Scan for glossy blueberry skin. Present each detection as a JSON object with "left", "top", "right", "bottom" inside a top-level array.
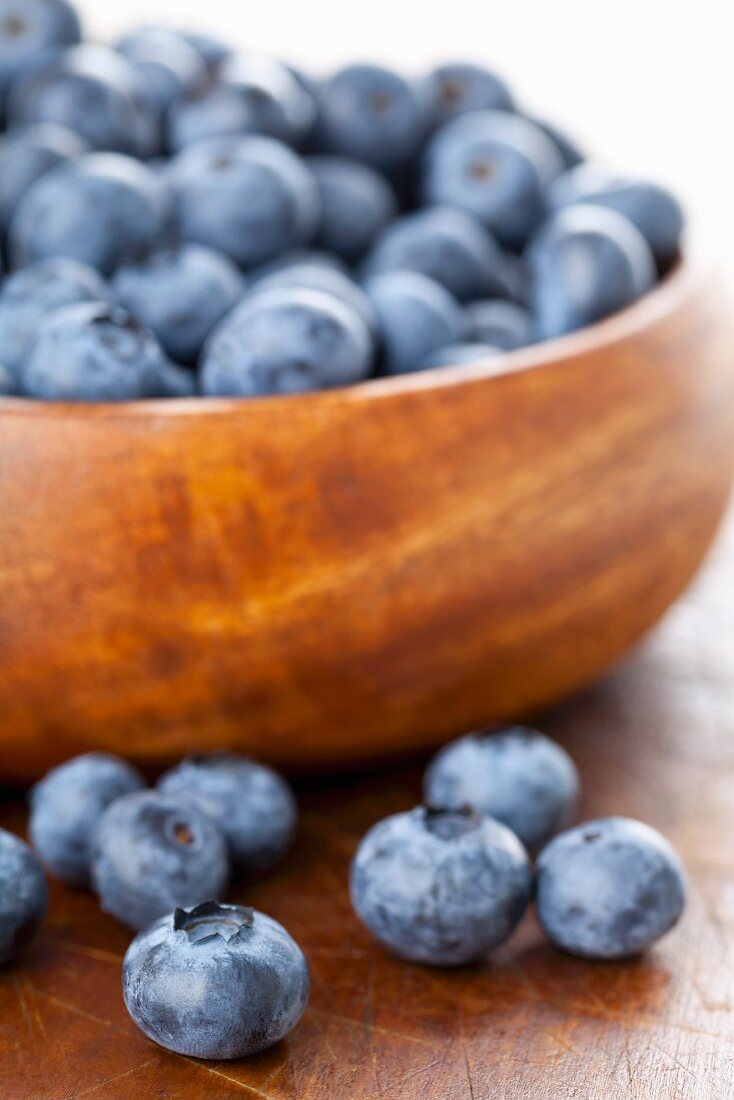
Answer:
[
  {"left": 528, "top": 115, "right": 584, "bottom": 171},
  {"left": 363, "top": 206, "right": 520, "bottom": 303},
  {"left": 422, "top": 63, "right": 515, "bottom": 127},
  {"left": 422, "top": 110, "right": 564, "bottom": 250},
  {"left": 29, "top": 753, "right": 146, "bottom": 887},
  {"left": 546, "top": 164, "right": 684, "bottom": 269},
  {"left": 168, "top": 53, "right": 316, "bottom": 153},
  {"left": 0, "top": 363, "right": 17, "bottom": 394},
  {"left": 20, "top": 302, "right": 195, "bottom": 401},
  {"left": 201, "top": 286, "right": 373, "bottom": 397},
  {"left": 251, "top": 261, "right": 375, "bottom": 333},
  {"left": 314, "top": 64, "right": 430, "bottom": 177},
  {"left": 350, "top": 807, "right": 531, "bottom": 966},
  {"left": 113, "top": 245, "right": 245, "bottom": 365},
  {"left": 465, "top": 298, "right": 534, "bottom": 350},
  {"left": 536, "top": 817, "right": 686, "bottom": 959},
  {"left": 123, "top": 901, "right": 309, "bottom": 1058},
  {"left": 9, "top": 44, "right": 156, "bottom": 157},
  {"left": 10, "top": 152, "right": 169, "bottom": 275},
  {"left": 0, "top": 0, "right": 81, "bottom": 93},
  {"left": 527, "top": 204, "right": 656, "bottom": 340},
  {"left": 91, "top": 792, "right": 231, "bottom": 930},
  {"left": 0, "top": 828, "right": 48, "bottom": 964},
  {"left": 169, "top": 135, "right": 319, "bottom": 269},
  {"left": 0, "top": 123, "right": 88, "bottom": 232},
  {"left": 419, "top": 342, "right": 502, "bottom": 371},
  {"left": 307, "top": 156, "right": 398, "bottom": 263},
  {"left": 0, "top": 257, "right": 107, "bottom": 376},
  {"left": 365, "top": 271, "right": 465, "bottom": 376},
  {"left": 157, "top": 754, "right": 298, "bottom": 873},
  {"left": 424, "top": 727, "right": 580, "bottom": 851},
  {"left": 115, "top": 26, "right": 206, "bottom": 115}
]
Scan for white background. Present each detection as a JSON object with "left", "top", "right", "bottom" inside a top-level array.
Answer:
[{"left": 88, "top": 0, "right": 732, "bottom": 260}]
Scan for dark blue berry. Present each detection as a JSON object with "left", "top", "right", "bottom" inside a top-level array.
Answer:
[
  {"left": 251, "top": 260, "right": 375, "bottom": 333},
  {"left": 0, "top": 122, "right": 88, "bottom": 232},
  {"left": 0, "top": 828, "right": 48, "bottom": 964},
  {"left": 422, "top": 62, "right": 514, "bottom": 127},
  {"left": 365, "top": 271, "right": 465, "bottom": 375},
  {"left": 0, "top": 0, "right": 81, "bottom": 94},
  {"left": 307, "top": 155, "right": 398, "bottom": 263}
]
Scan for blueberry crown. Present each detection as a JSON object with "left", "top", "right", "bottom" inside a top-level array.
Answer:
[{"left": 173, "top": 900, "right": 255, "bottom": 945}]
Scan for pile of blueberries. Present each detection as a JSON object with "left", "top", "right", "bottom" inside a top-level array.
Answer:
[
  {"left": 0, "top": 728, "right": 686, "bottom": 1061},
  {"left": 0, "top": 1, "right": 685, "bottom": 401}
]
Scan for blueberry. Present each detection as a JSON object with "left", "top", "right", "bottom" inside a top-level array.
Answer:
[
  {"left": 363, "top": 206, "right": 520, "bottom": 303},
  {"left": 0, "top": 257, "right": 107, "bottom": 376},
  {"left": 0, "top": 0, "right": 81, "bottom": 93},
  {"left": 91, "top": 792, "right": 230, "bottom": 930},
  {"left": 536, "top": 817, "right": 686, "bottom": 959},
  {"left": 168, "top": 53, "right": 316, "bottom": 153},
  {"left": 422, "top": 110, "right": 564, "bottom": 250},
  {"left": 115, "top": 26, "right": 206, "bottom": 115},
  {"left": 0, "top": 363, "right": 18, "bottom": 394},
  {"left": 176, "top": 29, "right": 231, "bottom": 72},
  {"left": 29, "top": 752, "right": 146, "bottom": 886},
  {"left": 0, "top": 123, "right": 88, "bottom": 232},
  {"left": 314, "top": 63, "right": 430, "bottom": 176},
  {"left": 350, "top": 806, "right": 531, "bottom": 966},
  {"left": 251, "top": 261, "right": 375, "bottom": 333},
  {"left": 306, "top": 156, "right": 398, "bottom": 263},
  {"left": 465, "top": 299, "right": 534, "bottom": 350},
  {"left": 422, "top": 62, "right": 515, "bottom": 127},
  {"left": 546, "top": 164, "right": 684, "bottom": 269},
  {"left": 123, "top": 900, "right": 309, "bottom": 1058},
  {"left": 169, "top": 134, "right": 319, "bottom": 269},
  {"left": 157, "top": 754, "right": 297, "bottom": 873},
  {"left": 527, "top": 115, "right": 585, "bottom": 171},
  {"left": 10, "top": 152, "right": 169, "bottom": 274},
  {"left": 364, "top": 271, "right": 465, "bottom": 376},
  {"left": 424, "top": 727, "right": 580, "bottom": 850},
  {"left": 113, "top": 245, "right": 245, "bottom": 365},
  {"left": 418, "top": 342, "right": 502, "bottom": 371},
  {"left": 201, "top": 286, "right": 373, "bottom": 397},
  {"left": 9, "top": 44, "right": 157, "bottom": 157},
  {"left": 20, "top": 302, "right": 195, "bottom": 401},
  {"left": 527, "top": 204, "right": 656, "bottom": 340},
  {"left": 0, "top": 828, "right": 48, "bottom": 964}
]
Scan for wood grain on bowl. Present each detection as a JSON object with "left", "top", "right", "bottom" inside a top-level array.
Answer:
[{"left": 0, "top": 260, "right": 732, "bottom": 780}]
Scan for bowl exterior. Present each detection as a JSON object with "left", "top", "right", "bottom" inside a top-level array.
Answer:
[{"left": 0, "top": 265, "right": 732, "bottom": 780}]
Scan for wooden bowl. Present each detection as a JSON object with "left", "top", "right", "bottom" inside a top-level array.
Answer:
[{"left": 1, "top": 259, "right": 732, "bottom": 782}]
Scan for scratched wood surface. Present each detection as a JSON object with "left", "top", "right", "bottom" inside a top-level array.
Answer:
[{"left": 1, "top": 510, "right": 733, "bottom": 1099}]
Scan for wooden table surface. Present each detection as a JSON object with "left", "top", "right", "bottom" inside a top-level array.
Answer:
[{"left": 1, "top": 509, "right": 733, "bottom": 1100}]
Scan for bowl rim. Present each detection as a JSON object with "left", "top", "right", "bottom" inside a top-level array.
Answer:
[{"left": 0, "top": 256, "right": 702, "bottom": 421}]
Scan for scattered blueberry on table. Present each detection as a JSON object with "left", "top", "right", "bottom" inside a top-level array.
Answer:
[
  {"left": 0, "top": 827, "right": 48, "bottom": 964},
  {"left": 0, "top": 2, "right": 683, "bottom": 402}
]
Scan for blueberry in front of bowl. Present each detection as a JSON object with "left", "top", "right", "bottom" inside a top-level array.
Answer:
[
  {"left": 0, "top": 0, "right": 81, "bottom": 93},
  {"left": 545, "top": 163, "right": 685, "bottom": 270},
  {"left": 123, "top": 900, "right": 309, "bottom": 1058},
  {"left": 168, "top": 52, "right": 316, "bottom": 153},
  {"left": 200, "top": 285, "right": 374, "bottom": 397},
  {"left": 307, "top": 155, "right": 398, "bottom": 263},
  {"left": 250, "top": 260, "right": 376, "bottom": 333},
  {"left": 350, "top": 805, "right": 531, "bottom": 966},
  {"left": 20, "top": 301, "right": 195, "bottom": 401},
  {"left": 362, "top": 205, "right": 521, "bottom": 303},
  {"left": 0, "top": 257, "right": 108, "bottom": 377},
  {"left": 112, "top": 244, "right": 246, "bottom": 366},
  {"left": 90, "top": 791, "right": 230, "bottom": 930},
  {"left": 168, "top": 134, "right": 320, "bottom": 269},
  {"left": 157, "top": 753, "right": 298, "bottom": 873},
  {"left": 465, "top": 298, "right": 534, "bottom": 350},
  {"left": 424, "top": 727, "right": 580, "bottom": 850},
  {"left": 527, "top": 203, "right": 656, "bottom": 339},
  {"left": 422, "top": 110, "right": 564, "bottom": 251},
  {"left": 29, "top": 752, "right": 146, "bottom": 887},
  {"left": 0, "top": 828, "right": 48, "bottom": 964},
  {"left": 364, "top": 270, "right": 466, "bottom": 376},
  {"left": 418, "top": 342, "right": 502, "bottom": 371},
  {"left": 313, "top": 63, "right": 431, "bottom": 177},
  {"left": 0, "top": 122, "right": 88, "bottom": 232},
  {"left": 536, "top": 817, "right": 686, "bottom": 959},
  {"left": 10, "top": 152, "right": 169, "bottom": 275},
  {"left": 421, "top": 62, "right": 515, "bottom": 127}
]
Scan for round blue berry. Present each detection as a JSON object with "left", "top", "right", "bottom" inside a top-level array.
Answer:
[
  {"left": 424, "top": 727, "right": 580, "bottom": 850},
  {"left": 0, "top": 828, "right": 48, "bottom": 964},
  {"left": 365, "top": 271, "right": 465, "bottom": 376},
  {"left": 350, "top": 806, "right": 531, "bottom": 966},
  {"left": 465, "top": 298, "right": 534, "bottom": 350},
  {"left": 29, "top": 752, "right": 146, "bottom": 887},
  {"left": 91, "top": 791, "right": 231, "bottom": 930},
  {"left": 0, "top": 122, "right": 88, "bottom": 231},
  {"left": 536, "top": 817, "right": 686, "bottom": 959},
  {"left": 115, "top": 26, "right": 206, "bottom": 115},
  {"left": 251, "top": 261, "right": 375, "bottom": 333},
  {"left": 307, "top": 155, "right": 398, "bottom": 263},
  {"left": 0, "top": 0, "right": 81, "bottom": 93},
  {"left": 421, "top": 62, "right": 514, "bottom": 126},
  {"left": 123, "top": 901, "right": 309, "bottom": 1058},
  {"left": 157, "top": 753, "right": 297, "bottom": 873}
]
